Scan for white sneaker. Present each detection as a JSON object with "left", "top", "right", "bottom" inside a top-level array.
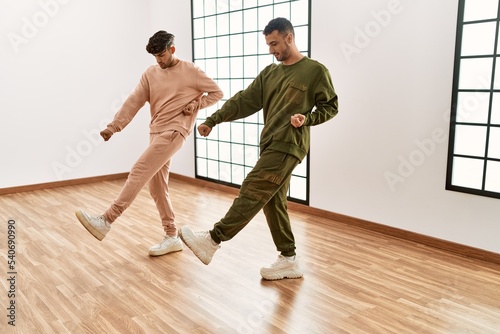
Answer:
[
  {"left": 260, "top": 255, "right": 304, "bottom": 280},
  {"left": 75, "top": 210, "right": 111, "bottom": 241},
  {"left": 180, "top": 225, "right": 220, "bottom": 265},
  {"left": 149, "top": 235, "right": 183, "bottom": 256}
]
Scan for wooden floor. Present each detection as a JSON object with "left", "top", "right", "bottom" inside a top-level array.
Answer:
[{"left": 1, "top": 177, "right": 499, "bottom": 334}]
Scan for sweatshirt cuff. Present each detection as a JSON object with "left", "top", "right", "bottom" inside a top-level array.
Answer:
[
  {"left": 203, "top": 118, "right": 216, "bottom": 128},
  {"left": 106, "top": 124, "right": 118, "bottom": 133}
]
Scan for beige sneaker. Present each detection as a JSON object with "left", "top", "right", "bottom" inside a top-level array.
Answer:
[
  {"left": 260, "top": 255, "right": 304, "bottom": 280},
  {"left": 75, "top": 210, "right": 111, "bottom": 241},
  {"left": 149, "top": 235, "right": 183, "bottom": 256},
  {"left": 180, "top": 225, "right": 220, "bottom": 265}
]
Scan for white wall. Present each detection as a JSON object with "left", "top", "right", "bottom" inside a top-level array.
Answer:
[
  {"left": 310, "top": 0, "right": 500, "bottom": 254},
  {"left": 1, "top": 0, "right": 499, "bottom": 254},
  {"left": 0, "top": 0, "right": 152, "bottom": 187}
]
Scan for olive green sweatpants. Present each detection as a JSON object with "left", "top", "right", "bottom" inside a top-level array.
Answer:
[{"left": 209, "top": 149, "right": 300, "bottom": 257}]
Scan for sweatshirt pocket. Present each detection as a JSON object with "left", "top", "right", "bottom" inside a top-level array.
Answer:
[{"left": 286, "top": 82, "right": 307, "bottom": 105}]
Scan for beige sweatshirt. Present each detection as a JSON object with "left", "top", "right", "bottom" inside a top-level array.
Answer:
[{"left": 107, "top": 60, "right": 223, "bottom": 138}]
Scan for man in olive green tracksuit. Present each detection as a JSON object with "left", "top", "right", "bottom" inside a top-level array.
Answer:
[{"left": 181, "top": 17, "right": 339, "bottom": 280}]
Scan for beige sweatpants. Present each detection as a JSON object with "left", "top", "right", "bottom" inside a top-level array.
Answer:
[{"left": 104, "top": 130, "right": 185, "bottom": 237}]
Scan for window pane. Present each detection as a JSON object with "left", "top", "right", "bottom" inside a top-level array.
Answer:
[
  {"left": 243, "top": 32, "right": 259, "bottom": 55},
  {"left": 461, "top": 22, "right": 496, "bottom": 56},
  {"left": 452, "top": 157, "right": 484, "bottom": 189},
  {"left": 194, "top": 39, "right": 205, "bottom": 59},
  {"left": 192, "top": 0, "right": 204, "bottom": 18},
  {"left": 197, "top": 157, "right": 207, "bottom": 177},
  {"left": 493, "top": 57, "right": 500, "bottom": 89},
  {"left": 294, "top": 157, "right": 307, "bottom": 177},
  {"left": 295, "top": 26, "right": 309, "bottom": 51},
  {"left": 244, "top": 55, "right": 259, "bottom": 77},
  {"left": 487, "top": 127, "right": 500, "bottom": 159},
  {"left": 459, "top": 58, "right": 492, "bottom": 90},
  {"left": 230, "top": 11, "right": 243, "bottom": 33},
  {"left": 196, "top": 138, "right": 207, "bottom": 158},
  {"left": 243, "top": 8, "right": 258, "bottom": 31},
  {"left": 454, "top": 125, "right": 487, "bottom": 157},
  {"left": 463, "top": 0, "right": 499, "bottom": 22},
  {"left": 205, "top": 37, "right": 217, "bottom": 58},
  {"left": 217, "top": 14, "right": 230, "bottom": 35},
  {"left": 218, "top": 122, "right": 231, "bottom": 142},
  {"left": 291, "top": 0, "right": 309, "bottom": 26},
  {"left": 232, "top": 164, "right": 244, "bottom": 184},
  {"left": 245, "top": 146, "right": 259, "bottom": 166},
  {"left": 492, "top": 93, "right": 500, "bottom": 125},
  {"left": 220, "top": 142, "right": 231, "bottom": 162},
  {"left": 230, "top": 57, "right": 243, "bottom": 77},
  {"left": 218, "top": 57, "right": 230, "bottom": 78},
  {"left": 218, "top": 36, "right": 230, "bottom": 57},
  {"left": 231, "top": 143, "right": 244, "bottom": 165},
  {"left": 485, "top": 161, "right": 500, "bottom": 192},
  {"left": 206, "top": 16, "right": 217, "bottom": 36},
  {"left": 207, "top": 140, "right": 219, "bottom": 159},
  {"left": 456, "top": 92, "right": 490, "bottom": 123},
  {"left": 290, "top": 175, "right": 307, "bottom": 201},
  {"left": 208, "top": 160, "right": 219, "bottom": 179},
  {"left": 274, "top": 3, "right": 291, "bottom": 19},
  {"left": 205, "top": 0, "right": 217, "bottom": 16},
  {"left": 217, "top": 1, "right": 229, "bottom": 13},
  {"left": 244, "top": 123, "right": 259, "bottom": 145},
  {"left": 220, "top": 162, "right": 231, "bottom": 182},
  {"left": 258, "top": 6, "right": 274, "bottom": 29},
  {"left": 231, "top": 122, "right": 244, "bottom": 143}
]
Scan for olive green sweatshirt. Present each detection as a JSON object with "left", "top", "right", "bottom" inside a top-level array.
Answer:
[{"left": 203, "top": 56, "right": 338, "bottom": 161}]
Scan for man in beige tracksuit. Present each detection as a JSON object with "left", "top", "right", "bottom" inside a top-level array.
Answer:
[{"left": 76, "top": 31, "right": 223, "bottom": 256}]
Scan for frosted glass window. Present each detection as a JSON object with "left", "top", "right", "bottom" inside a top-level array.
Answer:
[
  {"left": 218, "top": 57, "right": 230, "bottom": 79},
  {"left": 220, "top": 142, "right": 231, "bottom": 162},
  {"left": 244, "top": 56, "right": 259, "bottom": 77},
  {"left": 231, "top": 144, "right": 244, "bottom": 165},
  {"left": 193, "top": 0, "right": 311, "bottom": 204},
  {"left": 461, "top": 22, "right": 496, "bottom": 56},
  {"left": 454, "top": 125, "right": 487, "bottom": 157},
  {"left": 459, "top": 58, "right": 492, "bottom": 89},
  {"left": 485, "top": 161, "right": 500, "bottom": 192},
  {"left": 217, "top": 14, "right": 229, "bottom": 35},
  {"left": 488, "top": 127, "right": 500, "bottom": 159},
  {"left": 492, "top": 94, "right": 500, "bottom": 124},
  {"left": 243, "top": 32, "right": 259, "bottom": 55},
  {"left": 290, "top": 175, "right": 307, "bottom": 201},
  {"left": 456, "top": 92, "right": 490, "bottom": 123},
  {"left": 220, "top": 162, "right": 231, "bottom": 183},
  {"left": 447, "top": 0, "right": 500, "bottom": 200},
  {"left": 452, "top": 157, "right": 484, "bottom": 189},
  {"left": 218, "top": 36, "right": 230, "bottom": 58},
  {"left": 463, "top": 0, "right": 498, "bottom": 22},
  {"left": 205, "top": 16, "right": 217, "bottom": 36}
]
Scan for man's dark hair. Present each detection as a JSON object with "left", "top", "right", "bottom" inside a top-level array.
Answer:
[
  {"left": 262, "top": 17, "right": 295, "bottom": 37},
  {"left": 146, "top": 31, "right": 175, "bottom": 54}
]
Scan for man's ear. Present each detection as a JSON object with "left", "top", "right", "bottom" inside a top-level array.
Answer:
[{"left": 170, "top": 45, "right": 176, "bottom": 54}]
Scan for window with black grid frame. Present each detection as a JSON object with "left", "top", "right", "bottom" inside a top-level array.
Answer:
[
  {"left": 192, "top": 0, "right": 311, "bottom": 204},
  {"left": 447, "top": 0, "right": 500, "bottom": 199}
]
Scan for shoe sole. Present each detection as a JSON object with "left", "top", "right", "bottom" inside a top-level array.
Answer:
[
  {"left": 179, "top": 227, "right": 211, "bottom": 265},
  {"left": 75, "top": 210, "right": 105, "bottom": 241},
  {"left": 260, "top": 269, "right": 304, "bottom": 281},
  {"left": 149, "top": 245, "right": 183, "bottom": 257}
]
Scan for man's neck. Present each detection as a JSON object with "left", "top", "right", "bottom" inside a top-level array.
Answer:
[{"left": 282, "top": 53, "right": 304, "bottom": 66}]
